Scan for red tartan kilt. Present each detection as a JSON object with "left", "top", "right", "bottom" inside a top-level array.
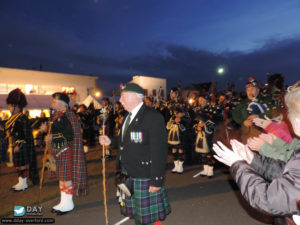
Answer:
[{"left": 56, "top": 147, "right": 73, "bottom": 181}]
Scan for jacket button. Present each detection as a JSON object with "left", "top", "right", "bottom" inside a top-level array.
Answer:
[{"left": 120, "top": 146, "right": 123, "bottom": 150}]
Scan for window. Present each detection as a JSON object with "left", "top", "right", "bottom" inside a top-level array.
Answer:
[
  {"left": 0, "top": 83, "right": 8, "bottom": 94},
  {"left": 144, "top": 89, "right": 148, "bottom": 96},
  {"left": 152, "top": 89, "right": 156, "bottom": 96}
]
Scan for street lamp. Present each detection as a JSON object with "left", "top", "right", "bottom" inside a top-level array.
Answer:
[
  {"left": 217, "top": 67, "right": 225, "bottom": 75},
  {"left": 95, "top": 91, "right": 101, "bottom": 98}
]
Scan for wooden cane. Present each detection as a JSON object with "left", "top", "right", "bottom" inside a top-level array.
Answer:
[
  {"left": 101, "top": 117, "right": 109, "bottom": 225},
  {"left": 39, "top": 122, "right": 52, "bottom": 204}
]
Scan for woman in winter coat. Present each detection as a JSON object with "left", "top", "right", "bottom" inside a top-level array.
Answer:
[{"left": 213, "top": 81, "right": 300, "bottom": 225}]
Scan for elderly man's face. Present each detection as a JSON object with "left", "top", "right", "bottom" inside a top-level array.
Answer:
[
  {"left": 246, "top": 86, "right": 260, "bottom": 100},
  {"left": 51, "top": 98, "right": 65, "bottom": 111},
  {"left": 120, "top": 92, "right": 141, "bottom": 112}
]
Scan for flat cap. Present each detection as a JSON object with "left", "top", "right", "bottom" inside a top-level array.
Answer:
[{"left": 121, "top": 83, "right": 144, "bottom": 95}]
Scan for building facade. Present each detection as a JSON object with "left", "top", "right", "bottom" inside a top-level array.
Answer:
[
  {"left": 0, "top": 67, "right": 98, "bottom": 102},
  {"left": 131, "top": 75, "right": 167, "bottom": 99},
  {"left": 0, "top": 67, "right": 98, "bottom": 119}
]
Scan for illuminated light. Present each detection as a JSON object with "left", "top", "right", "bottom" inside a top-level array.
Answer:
[
  {"left": 0, "top": 110, "right": 11, "bottom": 120},
  {"left": 62, "top": 87, "right": 75, "bottom": 94},
  {"left": 43, "top": 110, "right": 50, "bottom": 118},
  {"left": 95, "top": 91, "right": 101, "bottom": 97},
  {"left": 217, "top": 67, "right": 224, "bottom": 75},
  {"left": 32, "top": 130, "right": 39, "bottom": 138},
  {"left": 25, "top": 84, "right": 33, "bottom": 94},
  {"left": 29, "top": 109, "right": 42, "bottom": 119},
  {"left": 188, "top": 99, "right": 194, "bottom": 104}
]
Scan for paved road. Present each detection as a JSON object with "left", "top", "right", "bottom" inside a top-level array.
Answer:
[{"left": 37, "top": 163, "right": 273, "bottom": 225}]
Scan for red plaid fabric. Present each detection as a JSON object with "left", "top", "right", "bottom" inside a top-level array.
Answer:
[
  {"left": 65, "top": 110, "right": 88, "bottom": 196},
  {"left": 56, "top": 146, "right": 73, "bottom": 181}
]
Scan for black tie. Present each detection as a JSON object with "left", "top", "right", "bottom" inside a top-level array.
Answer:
[{"left": 123, "top": 112, "right": 132, "bottom": 136}]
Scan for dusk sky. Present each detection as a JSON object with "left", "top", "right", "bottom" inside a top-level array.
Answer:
[{"left": 1, "top": 0, "right": 300, "bottom": 94}]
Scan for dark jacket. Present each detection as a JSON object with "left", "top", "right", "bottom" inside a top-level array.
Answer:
[
  {"left": 230, "top": 140, "right": 300, "bottom": 224},
  {"left": 114, "top": 104, "right": 168, "bottom": 187}
]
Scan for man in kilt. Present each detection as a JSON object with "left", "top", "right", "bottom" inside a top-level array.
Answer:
[
  {"left": 6, "top": 88, "right": 39, "bottom": 191},
  {"left": 100, "top": 83, "right": 171, "bottom": 225},
  {"left": 42, "top": 92, "right": 88, "bottom": 215}
]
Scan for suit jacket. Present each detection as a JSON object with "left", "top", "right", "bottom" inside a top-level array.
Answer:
[{"left": 115, "top": 103, "right": 168, "bottom": 187}]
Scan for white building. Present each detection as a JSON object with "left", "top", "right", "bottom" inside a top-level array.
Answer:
[
  {"left": 0, "top": 67, "right": 98, "bottom": 102},
  {"left": 131, "top": 75, "right": 167, "bottom": 99},
  {"left": 0, "top": 67, "right": 98, "bottom": 118}
]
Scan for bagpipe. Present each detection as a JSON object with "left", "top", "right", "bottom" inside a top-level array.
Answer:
[
  {"left": 246, "top": 99, "right": 268, "bottom": 115},
  {"left": 4, "top": 112, "right": 23, "bottom": 167}
]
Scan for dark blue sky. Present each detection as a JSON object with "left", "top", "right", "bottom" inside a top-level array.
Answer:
[{"left": 1, "top": 0, "right": 300, "bottom": 94}]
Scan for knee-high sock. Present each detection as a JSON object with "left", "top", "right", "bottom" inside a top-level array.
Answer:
[
  {"left": 178, "top": 152, "right": 184, "bottom": 162},
  {"left": 172, "top": 151, "right": 178, "bottom": 161}
]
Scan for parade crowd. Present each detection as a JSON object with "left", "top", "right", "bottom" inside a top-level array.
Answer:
[{"left": 1, "top": 73, "right": 300, "bottom": 225}]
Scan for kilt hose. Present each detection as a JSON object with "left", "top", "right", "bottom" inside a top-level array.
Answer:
[
  {"left": 121, "top": 178, "right": 171, "bottom": 224},
  {"left": 196, "top": 152, "right": 216, "bottom": 166},
  {"left": 55, "top": 147, "right": 73, "bottom": 181}
]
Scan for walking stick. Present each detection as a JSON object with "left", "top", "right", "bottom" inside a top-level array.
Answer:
[
  {"left": 39, "top": 122, "right": 52, "bottom": 204},
  {"left": 101, "top": 115, "right": 109, "bottom": 225}
]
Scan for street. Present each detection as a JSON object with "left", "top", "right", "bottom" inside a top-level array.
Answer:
[
  {"left": 1, "top": 145, "right": 274, "bottom": 225},
  {"left": 39, "top": 162, "right": 272, "bottom": 225}
]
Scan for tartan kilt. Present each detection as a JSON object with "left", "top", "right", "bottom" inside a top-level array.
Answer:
[
  {"left": 120, "top": 178, "right": 171, "bottom": 224},
  {"left": 55, "top": 147, "right": 73, "bottom": 181},
  {"left": 13, "top": 145, "right": 31, "bottom": 167}
]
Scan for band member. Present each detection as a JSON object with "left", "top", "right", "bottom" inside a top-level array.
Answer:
[
  {"left": 193, "top": 114, "right": 215, "bottom": 178},
  {"left": 99, "top": 83, "right": 171, "bottom": 225},
  {"left": 232, "top": 77, "right": 273, "bottom": 143},
  {"left": 6, "top": 88, "right": 39, "bottom": 191},
  {"left": 166, "top": 107, "right": 187, "bottom": 174},
  {"left": 113, "top": 101, "right": 125, "bottom": 137},
  {"left": 77, "top": 104, "right": 94, "bottom": 153},
  {"left": 42, "top": 92, "right": 88, "bottom": 215}
]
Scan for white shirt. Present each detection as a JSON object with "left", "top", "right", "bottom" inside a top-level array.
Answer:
[{"left": 122, "top": 102, "right": 144, "bottom": 137}]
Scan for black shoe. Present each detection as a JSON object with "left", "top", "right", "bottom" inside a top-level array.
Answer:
[
  {"left": 51, "top": 208, "right": 59, "bottom": 214},
  {"left": 56, "top": 209, "right": 73, "bottom": 216}
]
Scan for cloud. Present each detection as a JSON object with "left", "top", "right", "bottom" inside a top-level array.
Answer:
[
  {"left": 1, "top": 22, "right": 300, "bottom": 95},
  {"left": 64, "top": 38, "right": 300, "bottom": 93}
]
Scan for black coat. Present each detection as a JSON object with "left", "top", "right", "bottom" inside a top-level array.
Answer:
[{"left": 114, "top": 104, "right": 168, "bottom": 187}]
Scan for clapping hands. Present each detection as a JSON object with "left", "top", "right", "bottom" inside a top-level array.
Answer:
[
  {"left": 247, "top": 133, "right": 277, "bottom": 151},
  {"left": 253, "top": 116, "right": 272, "bottom": 129},
  {"left": 213, "top": 140, "right": 254, "bottom": 167}
]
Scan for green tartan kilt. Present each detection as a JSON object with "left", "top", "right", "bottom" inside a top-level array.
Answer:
[{"left": 120, "top": 178, "right": 171, "bottom": 224}]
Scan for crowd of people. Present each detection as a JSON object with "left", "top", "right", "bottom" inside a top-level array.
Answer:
[{"left": 1, "top": 73, "right": 300, "bottom": 225}]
